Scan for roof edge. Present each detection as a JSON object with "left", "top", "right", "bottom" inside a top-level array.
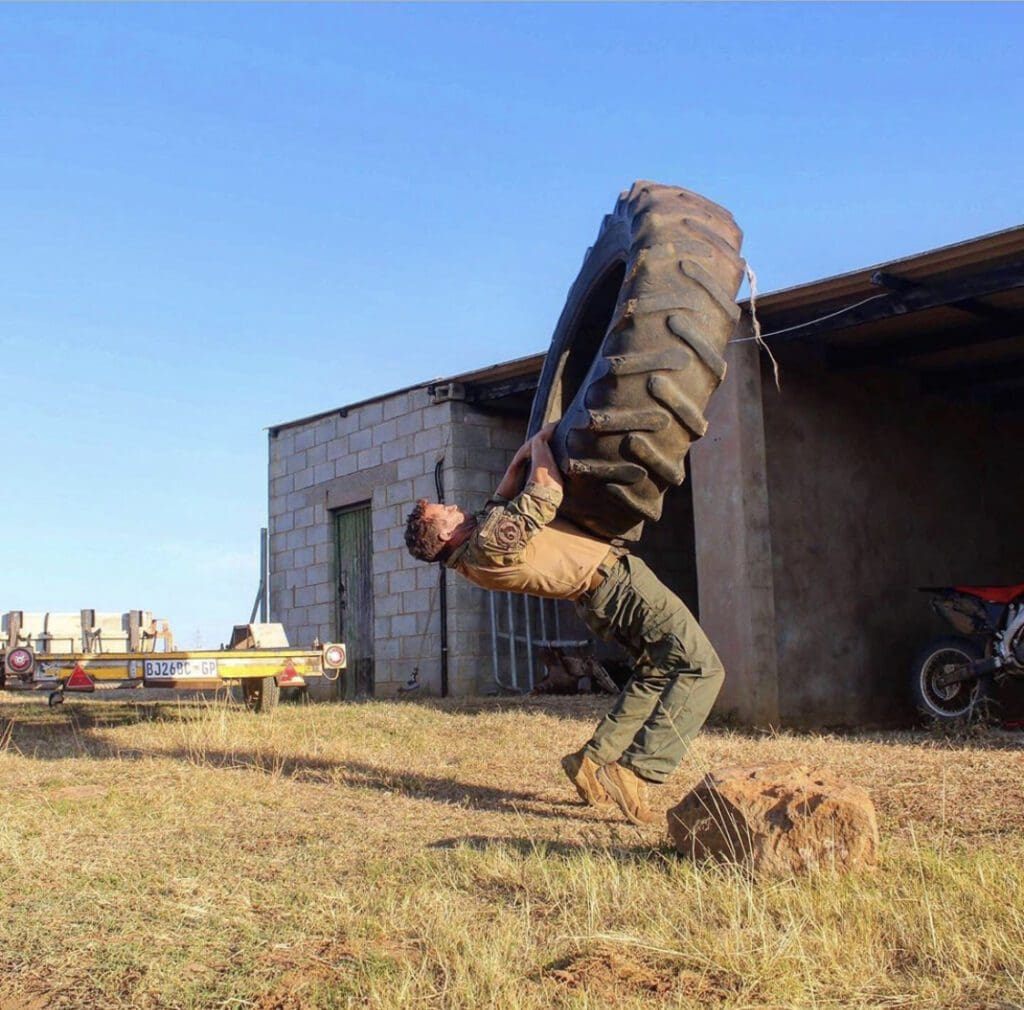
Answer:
[
  {"left": 270, "top": 223, "right": 1024, "bottom": 435},
  {"left": 740, "top": 223, "right": 1024, "bottom": 316}
]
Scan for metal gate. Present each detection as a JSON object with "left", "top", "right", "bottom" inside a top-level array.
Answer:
[
  {"left": 333, "top": 504, "right": 374, "bottom": 699},
  {"left": 488, "top": 592, "right": 590, "bottom": 692}
]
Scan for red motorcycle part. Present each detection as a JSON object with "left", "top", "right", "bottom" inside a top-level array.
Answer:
[{"left": 954, "top": 583, "right": 1024, "bottom": 605}]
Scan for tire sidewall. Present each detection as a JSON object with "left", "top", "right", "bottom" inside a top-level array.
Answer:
[{"left": 910, "top": 634, "right": 994, "bottom": 723}]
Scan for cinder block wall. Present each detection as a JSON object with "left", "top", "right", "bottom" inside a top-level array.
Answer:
[
  {"left": 269, "top": 387, "right": 704, "bottom": 701},
  {"left": 269, "top": 388, "right": 451, "bottom": 698},
  {"left": 268, "top": 389, "right": 532, "bottom": 699},
  {"left": 444, "top": 403, "right": 529, "bottom": 694},
  {"left": 268, "top": 417, "right": 336, "bottom": 656}
]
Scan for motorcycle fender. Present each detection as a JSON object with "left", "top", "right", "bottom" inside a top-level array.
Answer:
[{"left": 931, "top": 592, "right": 996, "bottom": 635}]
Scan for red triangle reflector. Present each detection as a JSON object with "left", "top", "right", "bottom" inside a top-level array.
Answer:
[{"left": 66, "top": 665, "right": 95, "bottom": 691}]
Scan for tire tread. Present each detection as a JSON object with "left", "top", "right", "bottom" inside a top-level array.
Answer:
[{"left": 529, "top": 180, "right": 745, "bottom": 539}]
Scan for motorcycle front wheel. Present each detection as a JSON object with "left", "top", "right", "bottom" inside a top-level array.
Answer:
[{"left": 910, "top": 635, "right": 995, "bottom": 723}]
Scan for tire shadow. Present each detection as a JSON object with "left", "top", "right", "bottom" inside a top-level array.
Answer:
[
  {"left": 146, "top": 747, "right": 596, "bottom": 822},
  {"left": 427, "top": 833, "right": 669, "bottom": 862},
  {"left": 0, "top": 700, "right": 595, "bottom": 821}
]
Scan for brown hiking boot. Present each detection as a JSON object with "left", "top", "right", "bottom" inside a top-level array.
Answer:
[
  {"left": 596, "top": 762, "right": 657, "bottom": 825},
  {"left": 561, "top": 749, "right": 608, "bottom": 806}
]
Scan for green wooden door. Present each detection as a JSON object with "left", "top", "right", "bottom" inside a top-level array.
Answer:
[{"left": 333, "top": 504, "right": 374, "bottom": 699}]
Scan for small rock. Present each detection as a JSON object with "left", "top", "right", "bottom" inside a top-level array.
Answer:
[{"left": 667, "top": 762, "right": 879, "bottom": 875}]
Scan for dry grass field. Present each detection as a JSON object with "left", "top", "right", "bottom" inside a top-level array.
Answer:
[{"left": 1, "top": 691, "right": 1023, "bottom": 1010}]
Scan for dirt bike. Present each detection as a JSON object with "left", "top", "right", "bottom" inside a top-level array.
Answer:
[{"left": 911, "top": 583, "right": 1024, "bottom": 722}]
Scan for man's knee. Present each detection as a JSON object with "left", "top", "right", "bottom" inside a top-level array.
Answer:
[
  {"left": 647, "top": 632, "right": 701, "bottom": 679},
  {"left": 702, "top": 656, "right": 725, "bottom": 688}
]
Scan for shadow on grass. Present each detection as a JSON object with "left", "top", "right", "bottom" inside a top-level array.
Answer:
[
  {"left": 5, "top": 692, "right": 1022, "bottom": 767},
  {"left": 427, "top": 833, "right": 669, "bottom": 862},
  {"left": 0, "top": 703, "right": 597, "bottom": 822},
  {"left": 0, "top": 698, "right": 207, "bottom": 758},
  {"left": 9, "top": 701, "right": 199, "bottom": 728},
  {"left": 150, "top": 748, "right": 596, "bottom": 822}
]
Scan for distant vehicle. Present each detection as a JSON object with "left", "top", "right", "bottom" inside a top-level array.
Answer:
[
  {"left": 1, "top": 609, "right": 345, "bottom": 712},
  {"left": 911, "top": 584, "right": 1024, "bottom": 722}
]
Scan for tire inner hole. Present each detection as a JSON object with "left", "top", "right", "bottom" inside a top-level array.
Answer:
[{"left": 558, "top": 260, "right": 627, "bottom": 416}]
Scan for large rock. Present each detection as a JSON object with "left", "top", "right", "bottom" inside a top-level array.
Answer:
[{"left": 667, "top": 762, "right": 880, "bottom": 875}]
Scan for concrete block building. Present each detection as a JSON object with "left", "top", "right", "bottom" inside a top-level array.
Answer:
[{"left": 269, "top": 226, "right": 1024, "bottom": 727}]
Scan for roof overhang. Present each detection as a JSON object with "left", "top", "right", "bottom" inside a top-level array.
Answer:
[
  {"left": 746, "top": 225, "right": 1024, "bottom": 410},
  {"left": 272, "top": 223, "right": 1024, "bottom": 434}
]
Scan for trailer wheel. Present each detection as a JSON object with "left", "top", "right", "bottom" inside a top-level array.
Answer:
[
  {"left": 242, "top": 676, "right": 280, "bottom": 713},
  {"left": 528, "top": 181, "right": 745, "bottom": 540}
]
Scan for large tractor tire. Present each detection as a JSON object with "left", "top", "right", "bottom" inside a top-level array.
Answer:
[{"left": 528, "top": 181, "right": 745, "bottom": 541}]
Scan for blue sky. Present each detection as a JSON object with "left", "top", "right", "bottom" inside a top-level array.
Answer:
[{"left": 2, "top": 3, "right": 1022, "bottom": 647}]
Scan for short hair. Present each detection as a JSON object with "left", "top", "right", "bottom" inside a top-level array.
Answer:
[{"left": 404, "top": 499, "right": 447, "bottom": 562}]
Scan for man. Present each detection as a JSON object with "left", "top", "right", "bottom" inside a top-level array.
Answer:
[{"left": 403, "top": 423, "right": 724, "bottom": 826}]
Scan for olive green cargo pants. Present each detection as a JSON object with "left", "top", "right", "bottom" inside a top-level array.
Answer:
[{"left": 575, "top": 555, "right": 724, "bottom": 784}]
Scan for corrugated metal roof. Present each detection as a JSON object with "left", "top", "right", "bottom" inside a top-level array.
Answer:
[
  {"left": 446, "top": 350, "right": 546, "bottom": 386},
  {"left": 745, "top": 224, "right": 1024, "bottom": 318},
  {"left": 271, "top": 223, "right": 1024, "bottom": 433}
]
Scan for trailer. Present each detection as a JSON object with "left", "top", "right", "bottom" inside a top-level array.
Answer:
[{"left": 0, "top": 610, "right": 346, "bottom": 712}]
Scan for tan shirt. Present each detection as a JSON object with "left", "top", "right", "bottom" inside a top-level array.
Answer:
[{"left": 446, "top": 482, "right": 616, "bottom": 600}]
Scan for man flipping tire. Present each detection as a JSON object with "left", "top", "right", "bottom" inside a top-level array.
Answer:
[{"left": 403, "top": 423, "right": 724, "bottom": 826}]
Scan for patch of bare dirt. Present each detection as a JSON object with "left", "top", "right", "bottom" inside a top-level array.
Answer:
[
  {"left": 254, "top": 939, "right": 409, "bottom": 1010},
  {"left": 0, "top": 982, "right": 53, "bottom": 1010},
  {"left": 256, "top": 941, "right": 359, "bottom": 1010},
  {"left": 545, "top": 943, "right": 737, "bottom": 1001}
]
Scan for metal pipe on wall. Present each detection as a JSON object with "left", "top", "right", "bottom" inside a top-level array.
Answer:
[
  {"left": 260, "top": 527, "right": 269, "bottom": 622},
  {"left": 434, "top": 458, "right": 449, "bottom": 698},
  {"left": 249, "top": 527, "right": 269, "bottom": 625}
]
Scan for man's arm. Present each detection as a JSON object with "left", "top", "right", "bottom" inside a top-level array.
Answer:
[
  {"left": 494, "top": 440, "right": 533, "bottom": 500},
  {"left": 494, "top": 422, "right": 560, "bottom": 500},
  {"left": 527, "top": 422, "right": 563, "bottom": 493},
  {"left": 470, "top": 423, "right": 562, "bottom": 564}
]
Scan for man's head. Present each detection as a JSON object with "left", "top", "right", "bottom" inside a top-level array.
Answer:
[{"left": 404, "top": 500, "right": 469, "bottom": 562}]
